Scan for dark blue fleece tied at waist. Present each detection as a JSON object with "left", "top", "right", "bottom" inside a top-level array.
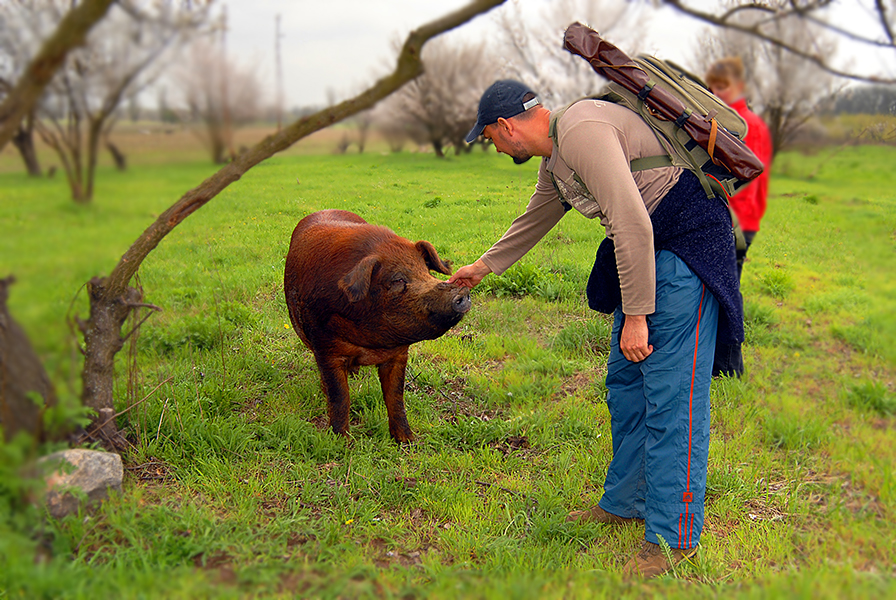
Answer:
[{"left": 585, "top": 170, "right": 745, "bottom": 345}]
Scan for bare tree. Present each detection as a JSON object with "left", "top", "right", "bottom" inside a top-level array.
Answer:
[
  {"left": 0, "top": 32, "right": 43, "bottom": 176},
  {"left": 372, "top": 99, "right": 412, "bottom": 152},
  {"left": 494, "top": 0, "right": 644, "bottom": 107},
  {"left": 377, "top": 35, "right": 498, "bottom": 157},
  {"left": 353, "top": 109, "right": 375, "bottom": 153},
  {"left": 2, "top": 1, "right": 208, "bottom": 203},
  {"left": 695, "top": 12, "right": 842, "bottom": 154},
  {"left": 0, "top": 0, "right": 116, "bottom": 177},
  {"left": 661, "top": 0, "right": 896, "bottom": 85},
  {"left": 0, "top": 0, "right": 115, "bottom": 151},
  {"left": 176, "top": 37, "right": 264, "bottom": 164},
  {"left": 0, "top": 79, "right": 42, "bottom": 176}
]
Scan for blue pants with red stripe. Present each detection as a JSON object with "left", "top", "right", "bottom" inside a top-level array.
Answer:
[{"left": 598, "top": 250, "right": 718, "bottom": 549}]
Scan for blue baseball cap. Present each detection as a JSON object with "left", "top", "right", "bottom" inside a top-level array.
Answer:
[{"left": 465, "top": 80, "right": 539, "bottom": 144}]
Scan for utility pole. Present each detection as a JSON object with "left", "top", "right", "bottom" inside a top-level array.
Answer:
[
  {"left": 220, "top": 5, "right": 235, "bottom": 161},
  {"left": 275, "top": 14, "right": 284, "bottom": 131}
]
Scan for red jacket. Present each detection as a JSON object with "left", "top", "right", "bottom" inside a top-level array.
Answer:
[{"left": 730, "top": 98, "right": 773, "bottom": 232}]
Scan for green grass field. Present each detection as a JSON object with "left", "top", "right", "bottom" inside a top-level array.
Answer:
[{"left": 1, "top": 140, "right": 895, "bottom": 599}]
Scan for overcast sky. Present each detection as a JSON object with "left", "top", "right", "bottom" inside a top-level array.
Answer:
[{"left": 222, "top": 0, "right": 894, "bottom": 110}]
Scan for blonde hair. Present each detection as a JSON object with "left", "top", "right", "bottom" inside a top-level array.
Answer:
[{"left": 705, "top": 57, "right": 745, "bottom": 89}]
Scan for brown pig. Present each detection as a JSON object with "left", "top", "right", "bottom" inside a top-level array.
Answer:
[{"left": 283, "top": 210, "right": 471, "bottom": 442}]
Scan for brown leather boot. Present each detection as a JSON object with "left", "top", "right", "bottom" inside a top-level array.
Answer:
[
  {"left": 622, "top": 540, "right": 698, "bottom": 579},
  {"left": 565, "top": 504, "right": 642, "bottom": 525}
]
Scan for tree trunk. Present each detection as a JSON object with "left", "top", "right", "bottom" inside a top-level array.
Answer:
[
  {"left": 78, "top": 0, "right": 507, "bottom": 420},
  {"left": 11, "top": 118, "right": 41, "bottom": 177},
  {"left": 78, "top": 277, "right": 142, "bottom": 413},
  {"left": 764, "top": 105, "right": 786, "bottom": 159},
  {"left": 34, "top": 116, "right": 89, "bottom": 202},
  {"left": 85, "top": 119, "right": 103, "bottom": 201},
  {"left": 208, "top": 119, "right": 228, "bottom": 164},
  {"left": 54, "top": 145, "right": 86, "bottom": 203},
  {"left": 106, "top": 140, "right": 127, "bottom": 171},
  {"left": 70, "top": 178, "right": 88, "bottom": 204},
  {"left": 0, "top": 276, "right": 59, "bottom": 442}
]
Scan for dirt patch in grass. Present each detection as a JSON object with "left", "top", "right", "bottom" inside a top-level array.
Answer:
[
  {"left": 239, "top": 396, "right": 265, "bottom": 420},
  {"left": 869, "top": 417, "right": 893, "bottom": 430},
  {"left": 408, "top": 374, "right": 501, "bottom": 423},
  {"left": 124, "top": 456, "right": 175, "bottom": 483},
  {"left": 703, "top": 516, "right": 741, "bottom": 540},
  {"left": 309, "top": 414, "right": 330, "bottom": 431},
  {"left": 259, "top": 494, "right": 293, "bottom": 519},
  {"left": 286, "top": 533, "right": 315, "bottom": 550},
  {"left": 556, "top": 367, "right": 606, "bottom": 400},
  {"left": 488, "top": 434, "right": 531, "bottom": 456},
  {"left": 192, "top": 551, "right": 237, "bottom": 586},
  {"left": 744, "top": 497, "right": 788, "bottom": 523},
  {"left": 370, "top": 537, "right": 435, "bottom": 568},
  {"left": 806, "top": 472, "right": 888, "bottom": 520}
]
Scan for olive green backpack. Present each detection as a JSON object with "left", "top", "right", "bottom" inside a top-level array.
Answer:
[{"left": 550, "top": 55, "right": 751, "bottom": 249}]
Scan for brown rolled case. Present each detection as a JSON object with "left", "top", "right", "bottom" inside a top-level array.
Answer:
[{"left": 563, "top": 22, "right": 764, "bottom": 183}]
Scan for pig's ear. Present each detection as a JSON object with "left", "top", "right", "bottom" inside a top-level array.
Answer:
[
  {"left": 339, "top": 256, "right": 379, "bottom": 302},
  {"left": 416, "top": 241, "right": 452, "bottom": 275}
]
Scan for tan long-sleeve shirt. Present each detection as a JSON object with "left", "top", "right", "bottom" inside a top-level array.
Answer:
[{"left": 479, "top": 100, "right": 683, "bottom": 315}]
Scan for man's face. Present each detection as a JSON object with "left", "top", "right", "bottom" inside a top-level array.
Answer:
[{"left": 483, "top": 120, "right": 532, "bottom": 165}]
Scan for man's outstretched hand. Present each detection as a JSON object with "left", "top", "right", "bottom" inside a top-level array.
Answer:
[{"left": 449, "top": 259, "right": 491, "bottom": 288}]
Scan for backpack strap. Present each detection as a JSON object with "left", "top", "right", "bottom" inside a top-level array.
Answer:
[
  {"left": 630, "top": 155, "right": 674, "bottom": 172},
  {"left": 551, "top": 102, "right": 746, "bottom": 252},
  {"left": 548, "top": 103, "right": 572, "bottom": 146}
]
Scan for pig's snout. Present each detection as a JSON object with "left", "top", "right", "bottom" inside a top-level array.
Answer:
[
  {"left": 436, "top": 281, "right": 472, "bottom": 315},
  {"left": 453, "top": 289, "right": 472, "bottom": 314}
]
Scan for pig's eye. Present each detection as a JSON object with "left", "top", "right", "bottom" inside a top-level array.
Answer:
[{"left": 389, "top": 276, "right": 408, "bottom": 293}]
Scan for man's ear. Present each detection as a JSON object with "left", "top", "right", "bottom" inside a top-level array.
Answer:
[
  {"left": 415, "top": 241, "right": 452, "bottom": 275},
  {"left": 339, "top": 256, "right": 379, "bottom": 302},
  {"left": 495, "top": 117, "right": 513, "bottom": 136}
]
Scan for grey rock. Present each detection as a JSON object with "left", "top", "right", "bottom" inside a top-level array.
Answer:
[{"left": 40, "top": 449, "right": 123, "bottom": 519}]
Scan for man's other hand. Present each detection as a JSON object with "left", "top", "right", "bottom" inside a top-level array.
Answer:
[{"left": 620, "top": 314, "right": 653, "bottom": 362}]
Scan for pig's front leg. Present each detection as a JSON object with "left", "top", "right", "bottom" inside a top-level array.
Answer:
[
  {"left": 378, "top": 350, "right": 413, "bottom": 443},
  {"left": 317, "top": 357, "right": 352, "bottom": 436}
]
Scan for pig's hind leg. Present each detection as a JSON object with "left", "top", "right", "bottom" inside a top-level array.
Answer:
[{"left": 378, "top": 351, "right": 414, "bottom": 443}]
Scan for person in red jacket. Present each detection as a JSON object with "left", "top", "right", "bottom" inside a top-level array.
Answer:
[{"left": 705, "top": 57, "right": 773, "bottom": 377}]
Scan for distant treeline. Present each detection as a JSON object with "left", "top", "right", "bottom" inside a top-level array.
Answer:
[{"left": 830, "top": 85, "right": 896, "bottom": 116}]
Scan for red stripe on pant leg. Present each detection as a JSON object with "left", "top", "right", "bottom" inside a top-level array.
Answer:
[
  {"left": 690, "top": 513, "right": 695, "bottom": 548},
  {"left": 688, "top": 513, "right": 693, "bottom": 548},
  {"left": 687, "top": 284, "right": 706, "bottom": 495},
  {"left": 683, "top": 285, "right": 705, "bottom": 550},
  {"left": 678, "top": 513, "right": 683, "bottom": 548}
]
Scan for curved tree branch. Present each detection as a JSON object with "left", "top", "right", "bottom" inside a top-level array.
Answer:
[
  {"left": 81, "top": 0, "right": 507, "bottom": 413},
  {"left": 0, "top": 0, "right": 116, "bottom": 150},
  {"left": 101, "top": 0, "right": 505, "bottom": 300},
  {"left": 661, "top": 0, "right": 896, "bottom": 84}
]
